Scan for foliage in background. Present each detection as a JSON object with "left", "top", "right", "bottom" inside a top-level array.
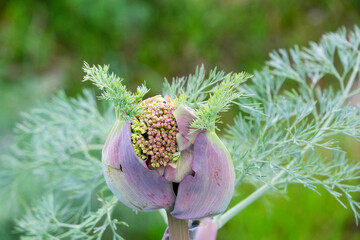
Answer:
[
  {"left": 0, "top": 90, "right": 116, "bottom": 238},
  {"left": 1, "top": 0, "right": 360, "bottom": 135},
  {"left": 214, "top": 26, "right": 360, "bottom": 228},
  {"left": 1, "top": 26, "right": 360, "bottom": 239},
  {"left": 1, "top": 0, "right": 360, "bottom": 239}
]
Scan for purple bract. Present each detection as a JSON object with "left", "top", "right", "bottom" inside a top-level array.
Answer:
[{"left": 102, "top": 96, "right": 235, "bottom": 219}]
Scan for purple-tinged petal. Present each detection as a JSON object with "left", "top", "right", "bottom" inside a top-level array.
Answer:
[
  {"left": 102, "top": 120, "right": 126, "bottom": 169},
  {"left": 163, "top": 146, "right": 194, "bottom": 183},
  {"left": 144, "top": 95, "right": 162, "bottom": 103},
  {"left": 176, "top": 133, "right": 192, "bottom": 151},
  {"left": 173, "top": 104, "right": 200, "bottom": 143},
  {"left": 161, "top": 105, "right": 199, "bottom": 182},
  {"left": 193, "top": 218, "right": 217, "bottom": 240},
  {"left": 171, "top": 131, "right": 235, "bottom": 219},
  {"left": 102, "top": 120, "right": 176, "bottom": 211}
]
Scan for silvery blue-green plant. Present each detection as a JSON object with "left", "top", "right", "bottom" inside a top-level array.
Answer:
[{"left": 1, "top": 26, "right": 360, "bottom": 239}]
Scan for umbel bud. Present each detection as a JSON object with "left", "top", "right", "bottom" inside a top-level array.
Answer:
[{"left": 102, "top": 96, "right": 235, "bottom": 220}]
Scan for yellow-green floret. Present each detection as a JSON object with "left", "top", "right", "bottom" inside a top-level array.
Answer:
[{"left": 131, "top": 100, "right": 179, "bottom": 168}]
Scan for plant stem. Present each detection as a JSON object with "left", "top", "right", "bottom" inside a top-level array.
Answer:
[
  {"left": 216, "top": 183, "right": 270, "bottom": 228},
  {"left": 166, "top": 211, "right": 189, "bottom": 240},
  {"left": 159, "top": 209, "right": 168, "bottom": 224},
  {"left": 215, "top": 160, "right": 294, "bottom": 229}
]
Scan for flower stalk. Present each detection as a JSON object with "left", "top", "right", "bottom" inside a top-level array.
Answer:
[{"left": 166, "top": 211, "right": 189, "bottom": 240}]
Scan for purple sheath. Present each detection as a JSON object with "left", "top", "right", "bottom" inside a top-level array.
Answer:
[
  {"left": 102, "top": 120, "right": 176, "bottom": 211},
  {"left": 171, "top": 131, "right": 235, "bottom": 219}
]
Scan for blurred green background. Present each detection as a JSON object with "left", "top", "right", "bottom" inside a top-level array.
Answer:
[{"left": 1, "top": 0, "right": 360, "bottom": 239}]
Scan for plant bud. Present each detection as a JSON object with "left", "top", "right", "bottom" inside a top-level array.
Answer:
[{"left": 102, "top": 96, "right": 235, "bottom": 219}]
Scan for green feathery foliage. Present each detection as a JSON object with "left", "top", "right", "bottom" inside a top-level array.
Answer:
[
  {"left": 163, "top": 65, "right": 252, "bottom": 131},
  {"left": 16, "top": 195, "right": 126, "bottom": 240},
  {"left": 162, "top": 65, "right": 228, "bottom": 107},
  {"left": 216, "top": 26, "right": 360, "bottom": 227},
  {"left": 0, "top": 90, "right": 124, "bottom": 238},
  {"left": 83, "top": 62, "right": 149, "bottom": 120},
  {"left": 190, "top": 72, "right": 252, "bottom": 132}
]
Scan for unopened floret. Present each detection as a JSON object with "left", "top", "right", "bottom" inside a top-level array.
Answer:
[{"left": 131, "top": 100, "right": 179, "bottom": 167}]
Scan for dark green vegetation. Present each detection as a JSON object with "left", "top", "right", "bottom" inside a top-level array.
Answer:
[{"left": 1, "top": 0, "right": 360, "bottom": 239}]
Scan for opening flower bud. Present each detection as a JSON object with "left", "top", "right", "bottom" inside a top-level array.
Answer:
[
  {"left": 130, "top": 98, "right": 179, "bottom": 168},
  {"left": 102, "top": 96, "right": 235, "bottom": 219}
]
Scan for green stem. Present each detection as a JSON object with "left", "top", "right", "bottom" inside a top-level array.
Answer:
[
  {"left": 344, "top": 53, "right": 360, "bottom": 96},
  {"left": 215, "top": 160, "right": 294, "bottom": 228},
  {"left": 166, "top": 211, "right": 189, "bottom": 240}
]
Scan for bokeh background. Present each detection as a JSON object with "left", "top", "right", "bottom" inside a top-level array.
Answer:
[{"left": 1, "top": 0, "right": 360, "bottom": 239}]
